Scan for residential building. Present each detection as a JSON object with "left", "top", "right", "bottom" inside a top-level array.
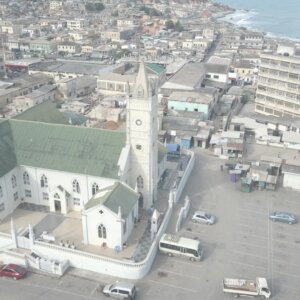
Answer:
[{"left": 255, "top": 45, "right": 300, "bottom": 118}]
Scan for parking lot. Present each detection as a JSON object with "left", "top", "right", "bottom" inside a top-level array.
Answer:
[
  {"left": 140, "top": 149, "right": 300, "bottom": 300},
  {"left": 0, "top": 149, "right": 299, "bottom": 300}
]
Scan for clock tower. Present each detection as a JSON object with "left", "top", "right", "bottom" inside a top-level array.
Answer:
[{"left": 126, "top": 62, "right": 158, "bottom": 209}]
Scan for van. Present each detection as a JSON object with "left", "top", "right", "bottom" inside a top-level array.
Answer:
[{"left": 103, "top": 281, "right": 136, "bottom": 299}]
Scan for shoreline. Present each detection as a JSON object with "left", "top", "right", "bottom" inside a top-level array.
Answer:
[{"left": 211, "top": 1, "right": 300, "bottom": 44}]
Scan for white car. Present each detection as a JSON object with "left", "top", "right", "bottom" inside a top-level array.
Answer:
[
  {"left": 192, "top": 211, "right": 215, "bottom": 225},
  {"left": 103, "top": 281, "right": 136, "bottom": 299}
]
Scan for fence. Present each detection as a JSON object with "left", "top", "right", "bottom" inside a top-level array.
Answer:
[{"left": 32, "top": 204, "right": 173, "bottom": 280}]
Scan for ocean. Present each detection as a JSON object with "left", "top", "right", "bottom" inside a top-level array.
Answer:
[{"left": 215, "top": 0, "right": 300, "bottom": 40}]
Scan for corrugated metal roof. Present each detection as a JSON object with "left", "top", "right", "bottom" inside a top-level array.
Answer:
[
  {"left": 0, "top": 120, "right": 18, "bottom": 177},
  {"left": 0, "top": 119, "right": 126, "bottom": 178},
  {"left": 14, "top": 100, "right": 69, "bottom": 125},
  {"left": 85, "top": 181, "right": 138, "bottom": 218}
]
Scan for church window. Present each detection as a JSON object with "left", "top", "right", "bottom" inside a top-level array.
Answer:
[
  {"left": 11, "top": 175, "right": 17, "bottom": 189},
  {"left": 13, "top": 192, "right": 18, "bottom": 201},
  {"left": 137, "top": 176, "right": 144, "bottom": 189},
  {"left": 73, "top": 197, "right": 81, "bottom": 206},
  {"left": 0, "top": 186, "right": 2, "bottom": 198},
  {"left": 0, "top": 202, "right": 4, "bottom": 212},
  {"left": 54, "top": 193, "right": 60, "bottom": 199},
  {"left": 92, "top": 183, "right": 99, "bottom": 196},
  {"left": 25, "top": 189, "right": 32, "bottom": 198},
  {"left": 72, "top": 180, "right": 80, "bottom": 193},
  {"left": 42, "top": 192, "right": 49, "bottom": 201},
  {"left": 98, "top": 224, "right": 107, "bottom": 239},
  {"left": 23, "top": 172, "right": 30, "bottom": 185},
  {"left": 136, "top": 144, "right": 142, "bottom": 150},
  {"left": 40, "top": 175, "right": 48, "bottom": 188},
  {"left": 137, "top": 85, "right": 144, "bottom": 97}
]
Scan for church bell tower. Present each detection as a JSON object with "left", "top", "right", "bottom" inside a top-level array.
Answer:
[{"left": 126, "top": 62, "right": 158, "bottom": 209}]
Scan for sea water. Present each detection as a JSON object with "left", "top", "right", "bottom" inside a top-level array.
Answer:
[{"left": 215, "top": 0, "right": 300, "bottom": 40}]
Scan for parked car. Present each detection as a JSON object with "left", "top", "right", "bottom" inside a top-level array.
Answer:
[
  {"left": 192, "top": 211, "right": 215, "bottom": 225},
  {"left": 103, "top": 281, "right": 137, "bottom": 299},
  {"left": 0, "top": 264, "right": 27, "bottom": 280},
  {"left": 269, "top": 212, "right": 297, "bottom": 224}
]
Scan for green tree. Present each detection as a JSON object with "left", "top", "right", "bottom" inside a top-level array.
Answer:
[{"left": 85, "top": 2, "right": 105, "bottom": 12}]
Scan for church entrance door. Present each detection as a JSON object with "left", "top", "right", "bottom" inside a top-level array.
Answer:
[
  {"left": 54, "top": 200, "right": 61, "bottom": 213},
  {"left": 138, "top": 192, "right": 143, "bottom": 209}
]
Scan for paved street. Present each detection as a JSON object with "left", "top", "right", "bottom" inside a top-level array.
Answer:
[{"left": 1, "top": 150, "right": 300, "bottom": 299}]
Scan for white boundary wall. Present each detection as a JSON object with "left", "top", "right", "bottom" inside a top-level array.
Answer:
[
  {"left": 175, "top": 196, "right": 191, "bottom": 233},
  {"left": 174, "top": 150, "right": 195, "bottom": 203}
]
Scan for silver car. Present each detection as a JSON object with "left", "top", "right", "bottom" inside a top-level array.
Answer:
[
  {"left": 103, "top": 281, "right": 136, "bottom": 299},
  {"left": 192, "top": 211, "right": 215, "bottom": 225},
  {"left": 269, "top": 211, "right": 297, "bottom": 224}
]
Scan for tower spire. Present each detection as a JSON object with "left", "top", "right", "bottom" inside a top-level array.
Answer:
[{"left": 133, "top": 61, "right": 149, "bottom": 100}]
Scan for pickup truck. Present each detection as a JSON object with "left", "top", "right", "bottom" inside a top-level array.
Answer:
[{"left": 222, "top": 277, "right": 271, "bottom": 298}]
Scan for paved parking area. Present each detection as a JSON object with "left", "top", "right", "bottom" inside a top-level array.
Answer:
[{"left": 139, "top": 149, "right": 300, "bottom": 300}]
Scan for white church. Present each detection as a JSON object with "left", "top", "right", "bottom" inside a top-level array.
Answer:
[{"left": 0, "top": 62, "right": 166, "bottom": 250}]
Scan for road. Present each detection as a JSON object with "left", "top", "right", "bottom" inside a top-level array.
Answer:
[{"left": 1, "top": 150, "right": 300, "bottom": 300}]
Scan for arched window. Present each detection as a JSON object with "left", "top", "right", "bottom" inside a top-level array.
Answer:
[
  {"left": 92, "top": 183, "right": 99, "bottom": 196},
  {"left": 137, "top": 175, "right": 144, "bottom": 189},
  {"left": 98, "top": 224, "right": 107, "bottom": 239},
  {"left": 40, "top": 175, "right": 48, "bottom": 188},
  {"left": 0, "top": 185, "right": 2, "bottom": 198},
  {"left": 11, "top": 175, "right": 17, "bottom": 189},
  {"left": 72, "top": 179, "right": 80, "bottom": 193},
  {"left": 54, "top": 193, "right": 60, "bottom": 199},
  {"left": 23, "top": 172, "right": 30, "bottom": 185}
]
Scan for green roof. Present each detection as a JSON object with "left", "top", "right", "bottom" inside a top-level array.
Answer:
[
  {"left": 146, "top": 63, "right": 165, "bottom": 75},
  {"left": 0, "top": 119, "right": 126, "bottom": 178},
  {"left": 0, "top": 120, "right": 18, "bottom": 176},
  {"left": 14, "top": 100, "right": 69, "bottom": 125},
  {"left": 85, "top": 181, "right": 139, "bottom": 218}
]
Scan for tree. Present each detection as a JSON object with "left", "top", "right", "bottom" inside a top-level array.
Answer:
[
  {"left": 85, "top": 2, "right": 105, "bottom": 12},
  {"left": 165, "top": 20, "right": 174, "bottom": 30}
]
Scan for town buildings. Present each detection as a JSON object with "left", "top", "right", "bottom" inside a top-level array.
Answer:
[{"left": 255, "top": 44, "right": 300, "bottom": 118}]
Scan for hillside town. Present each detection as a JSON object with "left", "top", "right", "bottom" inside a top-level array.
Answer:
[{"left": 0, "top": 0, "right": 299, "bottom": 299}]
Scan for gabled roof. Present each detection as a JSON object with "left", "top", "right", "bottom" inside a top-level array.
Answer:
[
  {"left": 0, "top": 119, "right": 126, "bottom": 178},
  {"left": 14, "top": 100, "right": 69, "bottom": 125},
  {"left": 84, "top": 181, "right": 138, "bottom": 218}
]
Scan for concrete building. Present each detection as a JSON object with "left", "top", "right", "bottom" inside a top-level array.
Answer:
[{"left": 255, "top": 45, "right": 300, "bottom": 118}]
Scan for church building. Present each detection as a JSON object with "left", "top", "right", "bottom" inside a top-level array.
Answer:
[{"left": 0, "top": 62, "right": 166, "bottom": 250}]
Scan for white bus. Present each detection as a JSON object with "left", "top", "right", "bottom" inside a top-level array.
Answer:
[{"left": 159, "top": 234, "right": 203, "bottom": 261}]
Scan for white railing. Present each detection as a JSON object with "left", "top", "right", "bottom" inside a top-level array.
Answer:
[{"left": 31, "top": 204, "right": 173, "bottom": 280}]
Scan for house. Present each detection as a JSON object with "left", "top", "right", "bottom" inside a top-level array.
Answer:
[
  {"left": 29, "top": 39, "right": 57, "bottom": 54},
  {"left": 57, "top": 42, "right": 81, "bottom": 54},
  {"left": 282, "top": 159, "right": 300, "bottom": 191},
  {"left": 167, "top": 89, "right": 218, "bottom": 120}
]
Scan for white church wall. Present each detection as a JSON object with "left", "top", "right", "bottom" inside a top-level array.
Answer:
[
  {"left": 122, "top": 201, "right": 138, "bottom": 244},
  {"left": 0, "top": 167, "right": 21, "bottom": 219},
  {"left": 17, "top": 166, "right": 117, "bottom": 212},
  {"left": 84, "top": 206, "right": 122, "bottom": 249}
]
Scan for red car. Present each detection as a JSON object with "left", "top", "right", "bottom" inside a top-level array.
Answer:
[{"left": 0, "top": 264, "right": 27, "bottom": 280}]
